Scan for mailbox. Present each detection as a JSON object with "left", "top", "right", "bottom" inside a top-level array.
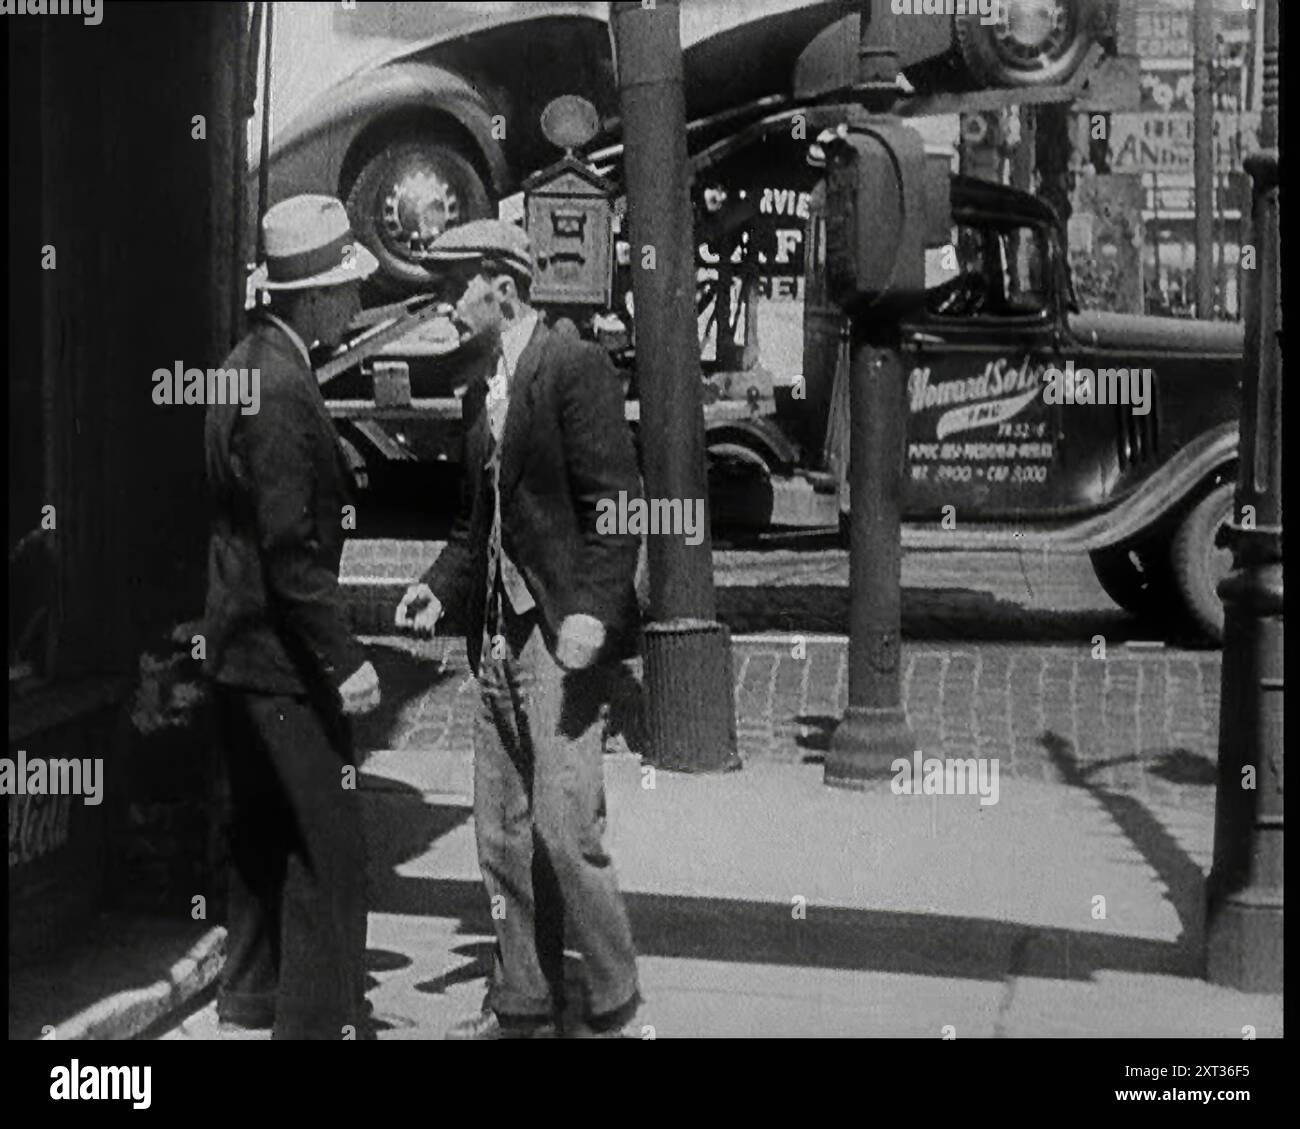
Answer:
[{"left": 523, "top": 155, "right": 615, "bottom": 308}]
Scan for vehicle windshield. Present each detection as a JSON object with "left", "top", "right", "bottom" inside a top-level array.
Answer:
[{"left": 925, "top": 219, "right": 1053, "bottom": 320}]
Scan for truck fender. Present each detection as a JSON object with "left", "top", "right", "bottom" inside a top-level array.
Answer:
[
  {"left": 704, "top": 418, "right": 800, "bottom": 477},
  {"left": 1090, "top": 421, "right": 1238, "bottom": 551},
  {"left": 262, "top": 60, "right": 512, "bottom": 206}
]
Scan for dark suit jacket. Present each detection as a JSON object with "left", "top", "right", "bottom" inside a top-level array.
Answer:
[
  {"left": 203, "top": 316, "right": 363, "bottom": 697},
  {"left": 422, "top": 318, "right": 642, "bottom": 674}
]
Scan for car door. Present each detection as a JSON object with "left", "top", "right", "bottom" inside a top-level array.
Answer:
[{"left": 899, "top": 216, "right": 1066, "bottom": 523}]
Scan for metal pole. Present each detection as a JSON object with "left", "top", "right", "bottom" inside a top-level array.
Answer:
[
  {"left": 1205, "top": 0, "right": 1282, "bottom": 993},
  {"left": 244, "top": 1, "right": 264, "bottom": 119},
  {"left": 1151, "top": 169, "right": 1163, "bottom": 313},
  {"left": 1193, "top": 0, "right": 1216, "bottom": 318},
  {"left": 236, "top": 2, "right": 264, "bottom": 333},
  {"left": 611, "top": 1, "right": 739, "bottom": 773},
  {"left": 256, "top": 1, "right": 274, "bottom": 264},
  {"left": 1011, "top": 105, "right": 1036, "bottom": 195},
  {"left": 826, "top": 0, "right": 917, "bottom": 786}
]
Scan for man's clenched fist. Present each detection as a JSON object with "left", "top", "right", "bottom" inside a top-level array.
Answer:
[
  {"left": 555, "top": 613, "right": 605, "bottom": 671},
  {"left": 395, "top": 583, "right": 443, "bottom": 638}
]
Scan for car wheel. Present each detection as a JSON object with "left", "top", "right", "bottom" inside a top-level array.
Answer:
[
  {"left": 955, "top": 0, "right": 1098, "bottom": 89},
  {"left": 1170, "top": 482, "right": 1235, "bottom": 646},
  {"left": 1089, "top": 542, "right": 1180, "bottom": 622},
  {"left": 707, "top": 443, "right": 774, "bottom": 533},
  {"left": 345, "top": 139, "right": 491, "bottom": 297}
]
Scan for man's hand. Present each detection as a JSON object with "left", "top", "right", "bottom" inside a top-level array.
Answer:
[
  {"left": 395, "top": 583, "right": 443, "bottom": 638},
  {"left": 339, "top": 660, "right": 381, "bottom": 715},
  {"left": 555, "top": 614, "right": 605, "bottom": 671}
]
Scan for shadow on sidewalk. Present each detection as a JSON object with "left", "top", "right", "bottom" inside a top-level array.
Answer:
[
  {"left": 368, "top": 870, "right": 1199, "bottom": 986},
  {"left": 1042, "top": 732, "right": 1208, "bottom": 977},
  {"left": 351, "top": 715, "right": 1211, "bottom": 1001},
  {"left": 359, "top": 766, "right": 1206, "bottom": 988},
  {"left": 719, "top": 584, "right": 1140, "bottom": 643}
]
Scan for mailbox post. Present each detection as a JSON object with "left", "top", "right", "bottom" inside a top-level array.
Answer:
[{"left": 824, "top": 0, "right": 950, "bottom": 787}]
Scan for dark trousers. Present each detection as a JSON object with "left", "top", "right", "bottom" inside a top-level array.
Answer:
[
  {"left": 213, "top": 686, "right": 368, "bottom": 1040},
  {"left": 475, "top": 605, "right": 639, "bottom": 1021}
]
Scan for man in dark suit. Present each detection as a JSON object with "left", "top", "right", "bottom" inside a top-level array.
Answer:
[
  {"left": 204, "top": 195, "right": 381, "bottom": 1040},
  {"left": 396, "top": 220, "right": 642, "bottom": 1039}
]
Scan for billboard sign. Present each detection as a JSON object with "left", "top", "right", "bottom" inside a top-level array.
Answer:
[{"left": 1109, "top": 111, "right": 1260, "bottom": 175}]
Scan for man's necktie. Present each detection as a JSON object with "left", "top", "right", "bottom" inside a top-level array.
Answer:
[
  {"left": 482, "top": 353, "right": 507, "bottom": 659},
  {"left": 481, "top": 347, "right": 534, "bottom": 661}
]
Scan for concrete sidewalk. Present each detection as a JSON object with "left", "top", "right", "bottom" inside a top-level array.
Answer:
[
  {"left": 160, "top": 749, "right": 1281, "bottom": 1039},
  {"left": 17, "top": 531, "right": 1273, "bottom": 1040},
  {"left": 158, "top": 634, "right": 1279, "bottom": 1039},
  {"left": 354, "top": 753, "right": 1276, "bottom": 1038}
]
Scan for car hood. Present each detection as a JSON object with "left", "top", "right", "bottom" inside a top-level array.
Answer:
[{"left": 1069, "top": 311, "right": 1244, "bottom": 356}]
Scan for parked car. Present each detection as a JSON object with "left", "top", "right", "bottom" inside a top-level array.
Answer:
[
  {"left": 257, "top": 0, "right": 1118, "bottom": 296},
  {"left": 321, "top": 150, "right": 1241, "bottom": 645},
  {"left": 677, "top": 114, "right": 1242, "bottom": 645},
  {"left": 796, "top": 173, "right": 1241, "bottom": 645}
]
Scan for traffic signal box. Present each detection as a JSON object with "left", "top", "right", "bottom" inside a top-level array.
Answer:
[
  {"left": 824, "top": 118, "right": 952, "bottom": 316},
  {"left": 522, "top": 155, "right": 615, "bottom": 308}
]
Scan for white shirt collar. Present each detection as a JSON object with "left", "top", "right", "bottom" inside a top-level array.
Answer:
[
  {"left": 263, "top": 312, "right": 313, "bottom": 369},
  {"left": 498, "top": 310, "right": 539, "bottom": 378}
]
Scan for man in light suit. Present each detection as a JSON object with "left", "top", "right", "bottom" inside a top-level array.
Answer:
[
  {"left": 204, "top": 195, "right": 381, "bottom": 1039},
  {"left": 396, "top": 220, "right": 642, "bottom": 1039}
]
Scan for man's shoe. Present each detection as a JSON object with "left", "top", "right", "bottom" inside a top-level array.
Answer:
[
  {"left": 444, "top": 1009, "right": 558, "bottom": 1040},
  {"left": 565, "top": 991, "right": 642, "bottom": 1039},
  {"left": 217, "top": 1021, "right": 272, "bottom": 1041}
]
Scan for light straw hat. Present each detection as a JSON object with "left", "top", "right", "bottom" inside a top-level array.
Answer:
[{"left": 249, "top": 194, "right": 379, "bottom": 291}]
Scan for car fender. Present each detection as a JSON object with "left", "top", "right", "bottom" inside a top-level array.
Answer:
[
  {"left": 261, "top": 60, "right": 512, "bottom": 208},
  {"left": 1094, "top": 421, "right": 1238, "bottom": 548},
  {"left": 1038, "top": 422, "right": 1238, "bottom": 553},
  {"left": 705, "top": 417, "right": 801, "bottom": 477}
]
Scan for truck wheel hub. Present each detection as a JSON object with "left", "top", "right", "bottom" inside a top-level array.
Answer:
[
  {"left": 380, "top": 168, "right": 461, "bottom": 261},
  {"left": 992, "top": 0, "right": 1071, "bottom": 63}
]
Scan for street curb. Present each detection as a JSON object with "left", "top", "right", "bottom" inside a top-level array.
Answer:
[{"left": 52, "top": 926, "right": 227, "bottom": 1041}]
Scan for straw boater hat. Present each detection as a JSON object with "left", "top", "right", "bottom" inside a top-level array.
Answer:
[{"left": 250, "top": 194, "right": 379, "bottom": 291}]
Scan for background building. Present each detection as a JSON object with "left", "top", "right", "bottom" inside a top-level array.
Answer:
[
  {"left": 1089, "top": 0, "right": 1259, "bottom": 318},
  {"left": 8, "top": 1, "right": 249, "bottom": 962}
]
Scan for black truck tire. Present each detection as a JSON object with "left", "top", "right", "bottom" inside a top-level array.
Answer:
[
  {"left": 1170, "top": 482, "right": 1234, "bottom": 646},
  {"left": 1090, "top": 542, "right": 1179, "bottom": 624},
  {"left": 345, "top": 139, "right": 491, "bottom": 297},
  {"left": 955, "top": 2, "right": 1097, "bottom": 89}
]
